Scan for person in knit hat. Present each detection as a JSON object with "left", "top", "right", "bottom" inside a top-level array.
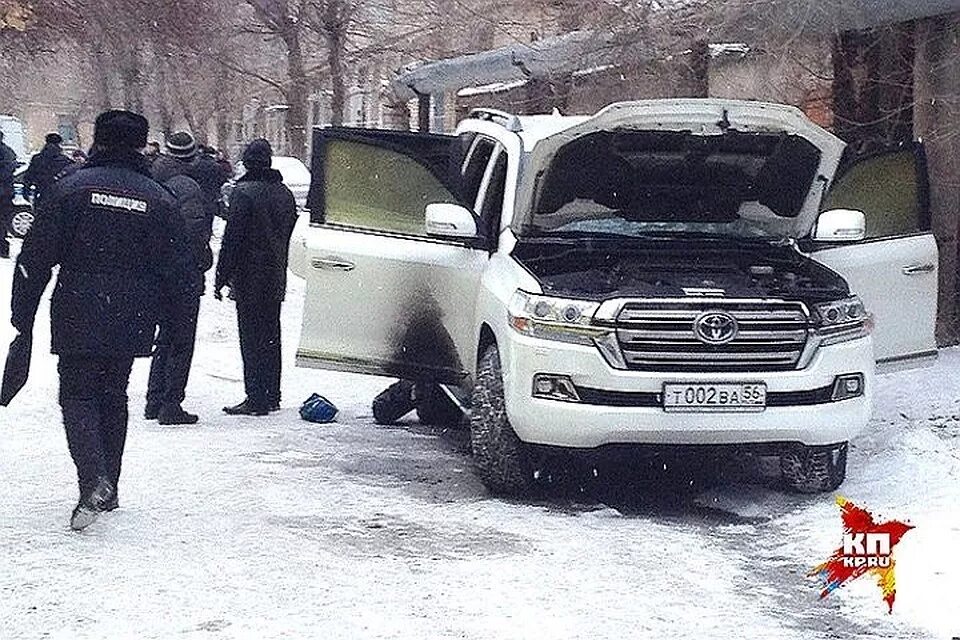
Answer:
[
  {"left": 215, "top": 139, "right": 298, "bottom": 416},
  {"left": 8, "top": 110, "right": 195, "bottom": 531}
]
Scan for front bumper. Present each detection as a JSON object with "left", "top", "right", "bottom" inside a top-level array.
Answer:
[{"left": 500, "top": 333, "right": 874, "bottom": 449}]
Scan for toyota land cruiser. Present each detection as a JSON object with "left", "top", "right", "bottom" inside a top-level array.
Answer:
[{"left": 290, "top": 100, "right": 938, "bottom": 495}]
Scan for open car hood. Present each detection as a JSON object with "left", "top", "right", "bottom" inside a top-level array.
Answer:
[{"left": 513, "top": 99, "right": 847, "bottom": 239}]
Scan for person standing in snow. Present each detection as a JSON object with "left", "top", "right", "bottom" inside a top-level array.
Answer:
[
  {"left": 22, "top": 132, "right": 74, "bottom": 201},
  {"left": 214, "top": 139, "right": 297, "bottom": 416},
  {"left": 144, "top": 171, "right": 210, "bottom": 425},
  {"left": 0, "top": 130, "right": 18, "bottom": 259},
  {"left": 9, "top": 110, "right": 194, "bottom": 531},
  {"left": 152, "top": 132, "right": 230, "bottom": 224}
]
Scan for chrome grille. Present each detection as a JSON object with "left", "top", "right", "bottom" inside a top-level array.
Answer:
[{"left": 615, "top": 300, "right": 810, "bottom": 372}]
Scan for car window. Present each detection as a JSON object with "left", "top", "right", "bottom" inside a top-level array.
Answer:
[
  {"left": 478, "top": 147, "right": 508, "bottom": 239},
  {"left": 322, "top": 138, "right": 458, "bottom": 236},
  {"left": 822, "top": 149, "right": 928, "bottom": 239},
  {"left": 460, "top": 136, "right": 496, "bottom": 210}
]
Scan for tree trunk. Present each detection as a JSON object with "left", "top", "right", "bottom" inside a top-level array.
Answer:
[
  {"left": 325, "top": 0, "right": 347, "bottom": 126},
  {"left": 215, "top": 82, "right": 230, "bottom": 151},
  {"left": 690, "top": 39, "right": 710, "bottom": 98},
  {"left": 833, "top": 25, "right": 914, "bottom": 147},
  {"left": 914, "top": 15, "right": 960, "bottom": 344},
  {"left": 156, "top": 66, "right": 174, "bottom": 138},
  {"left": 118, "top": 45, "right": 144, "bottom": 113},
  {"left": 92, "top": 48, "right": 113, "bottom": 111},
  {"left": 284, "top": 30, "right": 310, "bottom": 160}
]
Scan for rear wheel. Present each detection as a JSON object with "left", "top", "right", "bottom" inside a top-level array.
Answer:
[
  {"left": 780, "top": 443, "right": 848, "bottom": 493},
  {"left": 470, "top": 345, "right": 533, "bottom": 496},
  {"left": 415, "top": 383, "right": 462, "bottom": 426}
]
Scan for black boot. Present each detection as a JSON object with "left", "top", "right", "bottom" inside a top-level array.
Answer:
[
  {"left": 223, "top": 400, "right": 269, "bottom": 416},
  {"left": 158, "top": 404, "right": 199, "bottom": 425},
  {"left": 102, "top": 489, "right": 119, "bottom": 512},
  {"left": 70, "top": 477, "right": 114, "bottom": 531}
]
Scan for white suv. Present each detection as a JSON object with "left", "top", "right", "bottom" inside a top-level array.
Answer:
[{"left": 290, "top": 100, "right": 938, "bottom": 495}]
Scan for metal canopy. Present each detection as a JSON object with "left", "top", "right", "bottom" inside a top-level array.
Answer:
[
  {"left": 394, "top": 0, "right": 960, "bottom": 97},
  {"left": 393, "top": 30, "right": 617, "bottom": 99}
]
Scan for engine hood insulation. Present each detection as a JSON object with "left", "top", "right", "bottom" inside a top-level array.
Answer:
[{"left": 514, "top": 99, "right": 847, "bottom": 239}]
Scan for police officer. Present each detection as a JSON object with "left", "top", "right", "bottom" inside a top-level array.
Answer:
[
  {"left": 10, "top": 110, "right": 194, "bottom": 531},
  {"left": 215, "top": 139, "right": 297, "bottom": 416}
]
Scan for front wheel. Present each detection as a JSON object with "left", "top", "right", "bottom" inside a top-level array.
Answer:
[
  {"left": 470, "top": 345, "right": 533, "bottom": 496},
  {"left": 9, "top": 208, "right": 33, "bottom": 238},
  {"left": 780, "top": 443, "right": 848, "bottom": 493}
]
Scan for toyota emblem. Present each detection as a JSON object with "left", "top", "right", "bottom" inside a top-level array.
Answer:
[{"left": 694, "top": 311, "right": 739, "bottom": 345}]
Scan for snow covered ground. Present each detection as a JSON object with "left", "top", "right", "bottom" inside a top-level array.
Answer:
[{"left": 1, "top": 239, "right": 958, "bottom": 640}]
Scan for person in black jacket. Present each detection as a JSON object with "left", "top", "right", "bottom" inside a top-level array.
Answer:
[
  {"left": 22, "top": 133, "right": 74, "bottom": 201},
  {"left": 152, "top": 131, "right": 230, "bottom": 223},
  {"left": 0, "top": 130, "right": 17, "bottom": 259},
  {"left": 144, "top": 173, "right": 210, "bottom": 425},
  {"left": 215, "top": 139, "right": 297, "bottom": 416},
  {"left": 9, "top": 110, "right": 194, "bottom": 531}
]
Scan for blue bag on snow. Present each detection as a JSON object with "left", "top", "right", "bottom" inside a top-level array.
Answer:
[{"left": 300, "top": 393, "right": 338, "bottom": 423}]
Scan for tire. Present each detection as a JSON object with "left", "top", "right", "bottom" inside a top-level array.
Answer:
[
  {"left": 415, "top": 383, "right": 463, "bottom": 426},
  {"left": 372, "top": 380, "right": 416, "bottom": 425},
  {"left": 470, "top": 345, "right": 533, "bottom": 496},
  {"left": 780, "top": 442, "right": 848, "bottom": 494},
  {"left": 9, "top": 208, "right": 33, "bottom": 239}
]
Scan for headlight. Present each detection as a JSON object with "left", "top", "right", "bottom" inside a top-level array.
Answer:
[
  {"left": 814, "top": 296, "right": 873, "bottom": 345},
  {"left": 508, "top": 291, "right": 628, "bottom": 369},
  {"left": 508, "top": 291, "right": 604, "bottom": 345}
]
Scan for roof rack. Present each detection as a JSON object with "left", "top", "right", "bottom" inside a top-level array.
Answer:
[{"left": 467, "top": 108, "right": 523, "bottom": 132}]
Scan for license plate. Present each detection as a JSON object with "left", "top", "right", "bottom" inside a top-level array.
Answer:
[{"left": 662, "top": 382, "right": 767, "bottom": 413}]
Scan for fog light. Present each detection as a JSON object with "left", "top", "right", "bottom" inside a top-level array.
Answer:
[
  {"left": 532, "top": 374, "right": 581, "bottom": 402},
  {"left": 832, "top": 374, "right": 865, "bottom": 401}
]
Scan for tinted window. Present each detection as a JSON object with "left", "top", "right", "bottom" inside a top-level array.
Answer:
[
  {"left": 479, "top": 151, "right": 508, "bottom": 238},
  {"left": 823, "top": 150, "right": 927, "bottom": 239},
  {"left": 322, "top": 139, "right": 457, "bottom": 236},
  {"left": 461, "top": 138, "right": 496, "bottom": 209}
]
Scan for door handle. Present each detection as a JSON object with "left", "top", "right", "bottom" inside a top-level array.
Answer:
[
  {"left": 902, "top": 263, "right": 935, "bottom": 275},
  {"left": 312, "top": 257, "right": 355, "bottom": 272}
]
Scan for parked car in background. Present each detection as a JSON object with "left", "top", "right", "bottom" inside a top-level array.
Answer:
[
  {"left": 1, "top": 116, "right": 32, "bottom": 238},
  {"left": 220, "top": 155, "right": 311, "bottom": 218},
  {"left": 9, "top": 162, "right": 33, "bottom": 238}
]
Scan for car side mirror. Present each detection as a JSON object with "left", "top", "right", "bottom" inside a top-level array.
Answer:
[
  {"left": 425, "top": 203, "right": 477, "bottom": 239},
  {"left": 814, "top": 208, "right": 866, "bottom": 243}
]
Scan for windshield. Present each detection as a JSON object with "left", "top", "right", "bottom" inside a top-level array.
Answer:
[{"left": 524, "top": 129, "right": 822, "bottom": 240}]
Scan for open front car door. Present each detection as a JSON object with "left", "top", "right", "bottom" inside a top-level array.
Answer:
[
  {"left": 295, "top": 128, "right": 488, "bottom": 384},
  {"left": 810, "top": 142, "right": 938, "bottom": 369}
]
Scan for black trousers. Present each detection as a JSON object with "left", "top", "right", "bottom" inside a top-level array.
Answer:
[
  {"left": 146, "top": 294, "right": 201, "bottom": 409},
  {"left": 0, "top": 195, "right": 11, "bottom": 254},
  {"left": 58, "top": 355, "right": 135, "bottom": 498},
  {"left": 236, "top": 295, "right": 281, "bottom": 409}
]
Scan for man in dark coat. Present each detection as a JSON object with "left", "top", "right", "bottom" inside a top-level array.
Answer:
[
  {"left": 152, "top": 131, "right": 230, "bottom": 223},
  {"left": 144, "top": 173, "right": 210, "bottom": 425},
  {"left": 22, "top": 132, "right": 73, "bottom": 200},
  {"left": 215, "top": 139, "right": 297, "bottom": 416},
  {"left": 9, "top": 110, "right": 194, "bottom": 531},
  {"left": 0, "top": 130, "right": 18, "bottom": 259}
]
